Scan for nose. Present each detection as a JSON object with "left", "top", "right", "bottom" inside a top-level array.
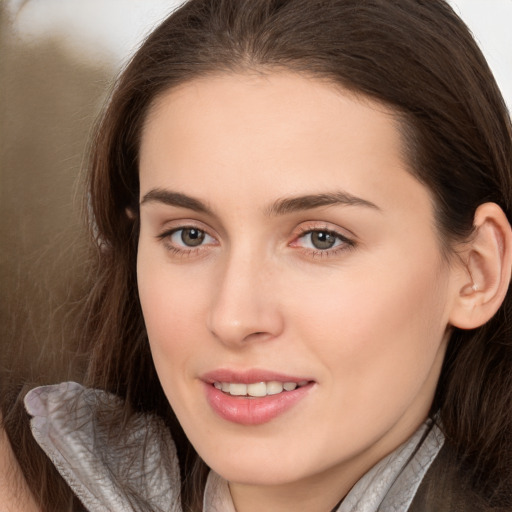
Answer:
[{"left": 207, "top": 250, "right": 284, "bottom": 348}]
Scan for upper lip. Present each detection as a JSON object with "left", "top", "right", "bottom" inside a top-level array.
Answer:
[{"left": 201, "top": 368, "right": 313, "bottom": 384}]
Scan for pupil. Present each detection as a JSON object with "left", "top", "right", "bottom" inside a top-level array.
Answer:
[
  {"left": 312, "top": 231, "right": 336, "bottom": 249},
  {"left": 181, "top": 228, "right": 205, "bottom": 247}
]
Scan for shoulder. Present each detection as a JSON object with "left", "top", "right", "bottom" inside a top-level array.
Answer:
[
  {"left": 409, "top": 443, "right": 511, "bottom": 512},
  {"left": 0, "top": 419, "right": 40, "bottom": 512}
]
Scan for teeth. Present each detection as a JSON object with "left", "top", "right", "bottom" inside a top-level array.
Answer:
[
  {"left": 213, "top": 380, "right": 308, "bottom": 397},
  {"left": 266, "top": 381, "right": 283, "bottom": 395},
  {"left": 229, "top": 383, "right": 247, "bottom": 396},
  {"left": 247, "top": 382, "right": 267, "bottom": 397}
]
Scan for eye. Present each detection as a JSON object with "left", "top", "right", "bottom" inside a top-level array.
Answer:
[
  {"left": 291, "top": 227, "right": 354, "bottom": 254},
  {"left": 156, "top": 225, "right": 217, "bottom": 256},
  {"left": 172, "top": 228, "right": 205, "bottom": 246},
  {"left": 169, "top": 227, "right": 215, "bottom": 247},
  {"left": 304, "top": 230, "right": 340, "bottom": 250}
]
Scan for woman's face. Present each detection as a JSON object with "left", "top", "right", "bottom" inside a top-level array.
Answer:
[{"left": 137, "top": 73, "right": 458, "bottom": 494}]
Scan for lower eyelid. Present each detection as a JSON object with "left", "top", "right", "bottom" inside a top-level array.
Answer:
[
  {"left": 157, "top": 226, "right": 219, "bottom": 255},
  {"left": 289, "top": 228, "right": 357, "bottom": 258}
]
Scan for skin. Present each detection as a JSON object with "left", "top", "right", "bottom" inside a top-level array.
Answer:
[
  {"left": 137, "top": 72, "right": 462, "bottom": 512},
  {"left": 0, "top": 422, "right": 40, "bottom": 512}
]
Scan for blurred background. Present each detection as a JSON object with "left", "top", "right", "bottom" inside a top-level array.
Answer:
[{"left": 1, "top": 0, "right": 511, "bottom": 384}]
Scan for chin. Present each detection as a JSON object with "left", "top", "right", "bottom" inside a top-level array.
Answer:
[{"left": 210, "top": 460, "right": 307, "bottom": 486}]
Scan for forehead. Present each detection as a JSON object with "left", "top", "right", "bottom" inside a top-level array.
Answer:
[
  {"left": 138, "top": 72, "right": 431, "bottom": 221},
  {"left": 141, "top": 72, "right": 400, "bottom": 156}
]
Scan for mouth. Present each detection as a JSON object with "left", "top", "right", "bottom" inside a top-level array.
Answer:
[
  {"left": 202, "top": 370, "right": 314, "bottom": 425},
  {"left": 213, "top": 380, "right": 310, "bottom": 397}
]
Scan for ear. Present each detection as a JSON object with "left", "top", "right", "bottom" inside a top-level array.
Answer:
[{"left": 449, "top": 202, "right": 512, "bottom": 330}]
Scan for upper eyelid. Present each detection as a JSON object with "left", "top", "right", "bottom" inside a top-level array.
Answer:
[
  {"left": 293, "top": 229, "right": 353, "bottom": 245},
  {"left": 159, "top": 226, "right": 217, "bottom": 243},
  {"left": 156, "top": 219, "right": 217, "bottom": 237},
  {"left": 293, "top": 222, "right": 356, "bottom": 240},
  {"left": 296, "top": 226, "right": 348, "bottom": 237}
]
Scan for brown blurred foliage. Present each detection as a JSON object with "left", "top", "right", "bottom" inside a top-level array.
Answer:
[{"left": 0, "top": 4, "right": 112, "bottom": 391}]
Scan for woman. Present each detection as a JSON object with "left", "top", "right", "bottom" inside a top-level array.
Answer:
[{"left": 1, "top": 0, "right": 511, "bottom": 510}]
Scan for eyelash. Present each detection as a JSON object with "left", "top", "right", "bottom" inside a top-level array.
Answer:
[
  {"left": 156, "top": 224, "right": 356, "bottom": 258},
  {"left": 291, "top": 226, "right": 356, "bottom": 258},
  {"left": 157, "top": 226, "right": 217, "bottom": 257}
]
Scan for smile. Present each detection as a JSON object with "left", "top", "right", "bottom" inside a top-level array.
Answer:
[
  {"left": 213, "top": 380, "right": 309, "bottom": 397},
  {"left": 204, "top": 374, "right": 314, "bottom": 425}
]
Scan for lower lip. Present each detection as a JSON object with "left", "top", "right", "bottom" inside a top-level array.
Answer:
[{"left": 204, "top": 383, "right": 313, "bottom": 425}]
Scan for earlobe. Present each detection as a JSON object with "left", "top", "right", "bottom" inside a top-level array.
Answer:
[{"left": 449, "top": 203, "right": 512, "bottom": 330}]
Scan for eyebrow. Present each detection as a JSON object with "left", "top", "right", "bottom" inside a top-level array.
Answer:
[
  {"left": 140, "top": 188, "right": 380, "bottom": 216},
  {"left": 266, "top": 192, "right": 380, "bottom": 216},
  {"left": 140, "top": 188, "right": 213, "bottom": 215}
]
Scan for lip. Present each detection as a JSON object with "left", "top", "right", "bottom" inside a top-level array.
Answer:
[
  {"left": 201, "top": 368, "right": 313, "bottom": 384},
  {"left": 201, "top": 368, "right": 314, "bottom": 425}
]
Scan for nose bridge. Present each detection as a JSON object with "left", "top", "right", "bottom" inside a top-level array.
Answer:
[{"left": 207, "top": 243, "right": 283, "bottom": 346}]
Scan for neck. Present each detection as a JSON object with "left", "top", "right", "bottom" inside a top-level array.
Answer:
[
  {"left": 228, "top": 455, "right": 372, "bottom": 512},
  {"left": 229, "top": 483, "right": 343, "bottom": 512},
  {"left": 226, "top": 415, "right": 431, "bottom": 512}
]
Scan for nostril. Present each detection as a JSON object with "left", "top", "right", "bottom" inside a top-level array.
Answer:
[{"left": 243, "top": 331, "right": 268, "bottom": 341}]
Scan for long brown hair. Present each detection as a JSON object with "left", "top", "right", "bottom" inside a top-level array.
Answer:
[{"left": 4, "top": 1, "right": 512, "bottom": 510}]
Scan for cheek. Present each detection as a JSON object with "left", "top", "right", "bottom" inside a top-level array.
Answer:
[
  {"left": 288, "top": 244, "right": 450, "bottom": 402},
  {"left": 137, "top": 251, "right": 213, "bottom": 424},
  {"left": 136, "top": 246, "right": 209, "bottom": 366}
]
